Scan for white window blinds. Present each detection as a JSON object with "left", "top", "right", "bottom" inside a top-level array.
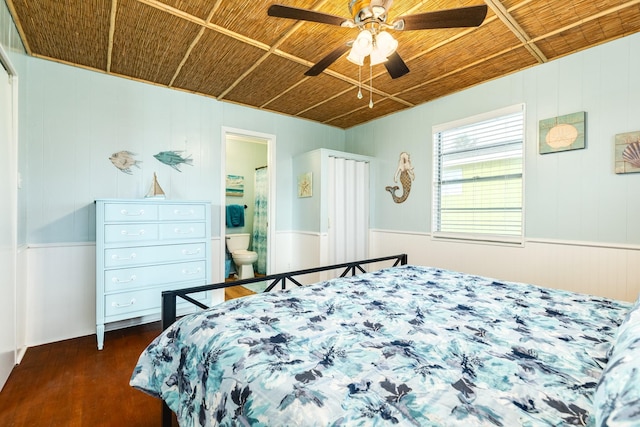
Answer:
[{"left": 432, "top": 105, "right": 524, "bottom": 244}]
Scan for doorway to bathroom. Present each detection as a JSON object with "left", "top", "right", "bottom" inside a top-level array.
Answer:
[{"left": 220, "top": 128, "right": 275, "bottom": 287}]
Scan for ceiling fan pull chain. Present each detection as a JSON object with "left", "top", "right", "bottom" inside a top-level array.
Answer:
[
  {"left": 357, "top": 66, "right": 363, "bottom": 99},
  {"left": 369, "top": 62, "right": 374, "bottom": 108}
]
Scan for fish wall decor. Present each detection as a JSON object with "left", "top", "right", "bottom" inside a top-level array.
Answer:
[
  {"left": 153, "top": 150, "right": 193, "bottom": 172},
  {"left": 109, "top": 150, "right": 142, "bottom": 174},
  {"left": 385, "top": 152, "right": 415, "bottom": 203}
]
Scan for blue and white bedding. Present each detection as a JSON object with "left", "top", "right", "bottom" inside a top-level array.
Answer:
[{"left": 130, "top": 265, "right": 636, "bottom": 426}]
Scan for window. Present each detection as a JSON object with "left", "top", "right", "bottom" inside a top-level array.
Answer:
[{"left": 432, "top": 105, "right": 524, "bottom": 244}]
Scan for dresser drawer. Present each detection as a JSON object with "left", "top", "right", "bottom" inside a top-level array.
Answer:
[
  {"left": 105, "top": 261, "right": 206, "bottom": 292},
  {"left": 159, "top": 204, "right": 206, "bottom": 221},
  {"left": 104, "top": 288, "right": 159, "bottom": 317},
  {"left": 104, "top": 243, "right": 206, "bottom": 268},
  {"left": 104, "top": 203, "right": 159, "bottom": 222},
  {"left": 105, "top": 288, "right": 208, "bottom": 318},
  {"left": 104, "top": 224, "right": 159, "bottom": 243},
  {"left": 160, "top": 222, "right": 207, "bottom": 240}
]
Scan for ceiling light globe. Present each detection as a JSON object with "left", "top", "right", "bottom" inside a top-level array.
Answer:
[
  {"left": 370, "top": 48, "right": 388, "bottom": 65},
  {"left": 346, "top": 49, "right": 366, "bottom": 66},
  {"left": 375, "top": 31, "right": 398, "bottom": 57},
  {"left": 352, "top": 30, "right": 373, "bottom": 55}
]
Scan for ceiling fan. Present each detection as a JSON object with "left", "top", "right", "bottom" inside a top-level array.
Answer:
[{"left": 268, "top": 1, "right": 488, "bottom": 80}]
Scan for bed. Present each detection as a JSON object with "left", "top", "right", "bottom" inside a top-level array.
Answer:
[{"left": 130, "top": 256, "right": 640, "bottom": 426}]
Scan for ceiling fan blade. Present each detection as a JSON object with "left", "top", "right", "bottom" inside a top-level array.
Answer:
[
  {"left": 384, "top": 52, "right": 410, "bottom": 79},
  {"left": 394, "top": 5, "right": 488, "bottom": 31},
  {"left": 305, "top": 44, "right": 351, "bottom": 76},
  {"left": 268, "top": 4, "right": 349, "bottom": 27}
]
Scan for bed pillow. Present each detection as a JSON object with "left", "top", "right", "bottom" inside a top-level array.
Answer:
[{"left": 594, "top": 295, "right": 640, "bottom": 427}]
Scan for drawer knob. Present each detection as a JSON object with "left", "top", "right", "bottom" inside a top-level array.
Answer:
[
  {"left": 112, "top": 298, "right": 136, "bottom": 308},
  {"left": 120, "top": 209, "right": 144, "bottom": 216},
  {"left": 112, "top": 275, "right": 137, "bottom": 283},
  {"left": 182, "top": 268, "right": 201, "bottom": 276},
  {"left": 174, "top": 209, "right": 195, "bottom": 216}
]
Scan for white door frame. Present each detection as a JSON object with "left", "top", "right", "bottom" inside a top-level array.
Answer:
[
  {"left": 0, "top": 44, "right": 19, "bottom": 390},
  {"left": 220, "top": 127, "right": 276, "bottom": 281}
]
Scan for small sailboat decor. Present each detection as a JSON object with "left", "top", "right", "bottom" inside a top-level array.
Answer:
[{"left": 145, "top": 172, "right": 166, "bottom": 199}]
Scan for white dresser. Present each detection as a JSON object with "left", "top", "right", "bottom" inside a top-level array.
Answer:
[{"left": 95, "top": 199, "right": 211, "bottom": 350}]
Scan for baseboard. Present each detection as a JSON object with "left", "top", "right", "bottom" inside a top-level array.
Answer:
[{"left": 16, "top": 346, "right": 27, "bottom": 364}]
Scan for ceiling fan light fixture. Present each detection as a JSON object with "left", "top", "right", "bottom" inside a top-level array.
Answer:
[
  {"left": 369, "top": 47, "right": 388, "bottom": 65},
  {"left": 352, "top": 29, "right": 373, "bottom": 55},
  {"left": 375, "top": 31, "right": 397, "bottom": 57},
  {"left": 346, "top": 49, "right": 366, "bottom": 66},
  {"left": 347, "top": 29, "right": 373, "bottom": 66}
]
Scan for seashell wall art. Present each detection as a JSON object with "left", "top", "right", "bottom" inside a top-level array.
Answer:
[
  {"left": 615, "top": 131, "right": 640, "bottom": 174},
  {"left": 539, "top": 112, "right": 586, "bottom": 154}
]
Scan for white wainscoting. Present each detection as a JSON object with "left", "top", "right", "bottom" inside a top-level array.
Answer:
[
  {"left": 16, "top": 246, "right": 28, "bottom": 363},
  {"left": 23, "top": 231, "right": 639, "bottom": 347},
  {"left": 370, "top": 229, "right": 640, "bottom": 303},
  {"left": 25, "top": 237, "right": 225, "bottom": 348},
  {"left": 26, "top": 243, "right": 97, "bottom": 347},
  {"left": 287, "top": 231, "right": 326, "bottom": 285}
]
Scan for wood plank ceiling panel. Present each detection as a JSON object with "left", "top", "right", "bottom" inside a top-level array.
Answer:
[
  {"left": 372, "top": 18, "right": 520, "bottom": 95},
  {"left": 8, "top": 0, "right": 111, "bottom": 70},
  {"left": 171, "top": 29, "right": 266, "bottom": 97},
  {"left": 264, "top": 73, "right": 355, "bottom": 116},
  {"left": 224, "top": 55, "right": 310, "bottom": 106},
  {"left": 400, "top": 46, "right": 536, "bottom": 105},
  {"left": 154, "top": 0, "right": 215, "bottom": 20},
  {"left": 532, "top": 5, "right": 640, "bottom": 59},
  {"left": 111, "top": 0, "right": 201, "bottom": 85},
  {"left": 298, "top": 87, "right": 387, "bottom": 123},
  {"left": 210, "top": 0, "right": 314, "bottom": 45},
  {"left": 512, "top": 0, "right": 638, "bottom": 42},
  {"left": 323, "top": 98, "right": 411, "bottom": 128},
  {"left": 277, "top": 20, "right": 354, "bottom": 62}
]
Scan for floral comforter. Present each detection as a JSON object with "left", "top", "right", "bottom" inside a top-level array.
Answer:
[{"left": 130, "top": 265, "right": 632, "bottom": 426}]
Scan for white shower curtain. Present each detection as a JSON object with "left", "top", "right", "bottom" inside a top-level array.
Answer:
[{"left": 327, "top": 157, "right": 369, "bottom": 264}]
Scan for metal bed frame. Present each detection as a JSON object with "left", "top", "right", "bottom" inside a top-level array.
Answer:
[{"left": 159, "top": 253, "right": 408, "bottom": 426}]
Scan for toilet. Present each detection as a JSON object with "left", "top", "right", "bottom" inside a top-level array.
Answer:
[{"left": 226, "top": 233, "right": 258, "bottom": 279}]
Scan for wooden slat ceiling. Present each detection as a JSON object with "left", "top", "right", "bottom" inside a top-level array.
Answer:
[{"left": 6, "top": 0, "right": 640, "bottom": 129}]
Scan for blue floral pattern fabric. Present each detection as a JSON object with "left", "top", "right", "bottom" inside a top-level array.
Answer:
[
  {"left": 130, "top": 265, "right": 633, "bottom": 426},
  {"left": 594, "top": 296, "right": 640, "bottom": 426}
]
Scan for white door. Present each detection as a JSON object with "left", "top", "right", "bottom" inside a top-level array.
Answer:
[
  {"left": 0, "top": 61, "right": 16, "bottom": 390},
  {"left": 327, "top": 156, "right": 369, "bottom": 264}
]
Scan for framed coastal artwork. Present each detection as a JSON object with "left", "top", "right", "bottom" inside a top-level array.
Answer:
[
  {"left": 614, "top": 131, "right": 640, "bottom": 174},
  {"left": 297, "top": 172, "right": 312, "bottom": 198},
  {"left": 539, "top": 111, "right": 586, "bottom": 154},
  {"left": 225, "top": 174, "right": 244, "bottom": 197}
]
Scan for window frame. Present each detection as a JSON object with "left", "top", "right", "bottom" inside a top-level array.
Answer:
[{"left": 431, "top": 104, "right": 526, "bottom": 246}]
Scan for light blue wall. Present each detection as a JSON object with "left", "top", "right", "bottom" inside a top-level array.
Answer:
[
  {"left": 346, "top": 33, "right": 640, "bottom": 245},
  {"left": 17, "top": 56, "right": 345, "bottom": 244}
]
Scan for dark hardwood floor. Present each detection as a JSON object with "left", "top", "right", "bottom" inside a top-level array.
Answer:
[{"left": 0, "top": 286, "right": 255, "bottom": 427}]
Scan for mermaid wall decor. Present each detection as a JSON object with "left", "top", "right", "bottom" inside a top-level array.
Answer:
[{"left": 385, "top": 151, "right": 415, "bottom": 203}]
